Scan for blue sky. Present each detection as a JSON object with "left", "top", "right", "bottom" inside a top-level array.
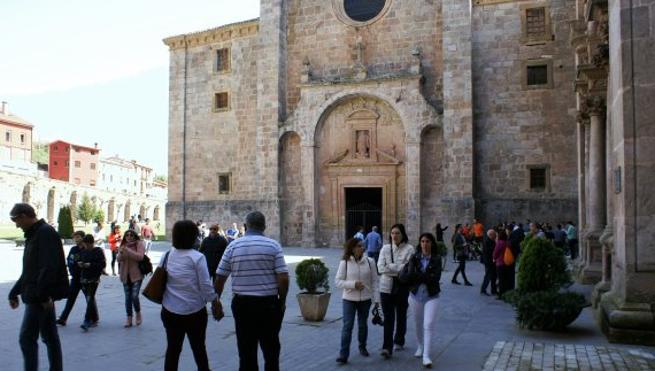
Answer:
[{"left": 1, "top": 0, "right": 260, "bottom": 175}]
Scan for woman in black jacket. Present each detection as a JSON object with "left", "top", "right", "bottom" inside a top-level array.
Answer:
[
  {"left": 400, "top": 233, "right": 442, "bottom": 368},
  {"left": 79, "top": 234, "right": 106, "bottom": 331}
]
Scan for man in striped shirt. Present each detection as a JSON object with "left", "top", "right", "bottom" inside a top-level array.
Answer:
[{"left": 214, "top": 211, "right": 289, "bottom": 371}]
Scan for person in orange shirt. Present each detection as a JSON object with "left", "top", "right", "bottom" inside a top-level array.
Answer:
[
  {"left": 472, "top": 219, "right": 485, "bottom": 245},
  {"left": 108, "top": 225, "right": 122, "bottom": 276}
]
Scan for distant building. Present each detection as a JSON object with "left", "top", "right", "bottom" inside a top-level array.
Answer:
[
  {"left": 98, "top": 156, "right": 154, "bottom": 196},
  {"left": 48, "top": 140, "right": 100, "bottom": 187},
  {"left": 0, "top": 101, "right": 33, "bottom": 163}
]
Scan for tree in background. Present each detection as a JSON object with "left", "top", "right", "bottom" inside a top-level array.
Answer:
[
  {"left": 77, "top": 193, "right": 96, "bottom": 225},
  {"left": 57, "top": 206, "right": 73, "bottom": 239},
  {"left": 154, "top": 174, "right": 168, "bottom": 183},
  {"left": 93, "top": 209, "right": 105, "bottom": 224},
  {"left": 31, "top": 141, "right": 49, "bottom": 165}
]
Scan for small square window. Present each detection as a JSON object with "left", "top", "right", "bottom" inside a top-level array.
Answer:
[
  {"left": 218, "top": 173, "right": 231, "bottom": 194},
  {"left": 20, "top": 134, "right": 25, "bottom": 143},
  {"left": 65, "top": 160, "right": 69, "bottom": 167},
  {"left": 214, "top": 92, "right": 229, "bottom": 111},
  {"left": 530, "top": 168, "right": 547, "bottom": 189},
  {"left": 74, "top": 161, "right": 81, "bottom": 168},
  {"left": 526, "top": 8, "right": 546, "bottom": 37},
  {"left": 90, "top": 180, "right": 96, "bottom": 186},
  {"left": 216, "top": 48, "right": 230, "bottom": 73},
  {"left": 54, "top": 160, "right": 58, "bottom": 166},
  {"left": 90, "top": 163, "right": 96, "bottom": 170},
  {"left": 54, "top": 145, "right": 59, "bottom": 151},
  {"left": 527, "top": 65, "right": 548, "bottom": 86},
  {"left": 5, "top": 131, "right": 11, "bottom": 142}
]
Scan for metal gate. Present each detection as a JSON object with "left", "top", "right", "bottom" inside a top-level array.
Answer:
[{"left": 346, "top": 202, "right": 382, "bottom": 240}]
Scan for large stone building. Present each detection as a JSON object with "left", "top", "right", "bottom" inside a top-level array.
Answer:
[
  {"left": 0, "top": 102, "right": 33, "bottom": 164},
  {"left": 164, "top": 0, "right": 579, "bottom": 246}
]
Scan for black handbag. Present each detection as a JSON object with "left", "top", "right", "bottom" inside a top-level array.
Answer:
[
  {"left": 371, "top": 306, "right": 384, "bottom": 326},
  {"left": 389, "top": 245, "right": 408, "bottom": 295},
  {"left": 138, "top": 254, "right": 153, "bottom": 276}
]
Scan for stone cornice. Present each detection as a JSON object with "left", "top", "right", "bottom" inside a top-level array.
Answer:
[
  {"left": 299, "top": 72, "right": 422, "bottom": 89},
  {"left": 163, "top": 18, "right": 259, "bottom": 50}
]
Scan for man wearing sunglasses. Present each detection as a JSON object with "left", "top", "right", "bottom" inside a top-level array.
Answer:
[{"left": 8, "top": 203, "right": 69, "bottom": 371}]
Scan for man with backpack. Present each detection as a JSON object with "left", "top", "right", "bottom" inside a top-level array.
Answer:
[{"left": 8, "top": 203, "right": 69, "bottom": 371}]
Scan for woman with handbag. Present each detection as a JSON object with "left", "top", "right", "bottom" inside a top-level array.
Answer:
[
  {"left": 377, "top": 224, "right": 415, "bottom": 359},
  {"left": 160, "top": 220, "right": 218, "bottom": 371},
  {"left": 450, "top": 224, "right": 473, "bottom": 286},
  {"left": 78, "top": 234, "right": 106, "bottom": 331},
  {"left": 493, "top": 229, "right": 511, "bottom": 297},
  {"left": 334, "top": 238, "right": 380, "bottom": 364},
  {"left": 117, "top": 229, "right": 145, "bottom": 327},
  {"left": 400, "top": 233, "right": 442, "bottom": 368}
]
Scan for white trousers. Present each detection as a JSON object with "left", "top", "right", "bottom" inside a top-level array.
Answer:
[{"left": 410, "top": 295, "right": 438, "bottom": 359}]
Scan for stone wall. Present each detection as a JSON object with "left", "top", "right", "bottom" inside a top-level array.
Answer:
[
  {"left": 0, "top": 170, "right": 165, "bottom": 225},
  {"left": 471, "top": 0, "right": 578, "bottom": 225},
  {"left": 279, "top": 132, "right": 304, "bottom": 246},
  {"left": 286, "top": 0, "right": 443, "bottom": 111},
  {"left": 420, "top": 126, "right": 445, "bottom": 233}
]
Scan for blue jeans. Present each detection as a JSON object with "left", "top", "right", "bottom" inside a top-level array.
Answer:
[
  {"left": 19, "top": 303, "right": 63, "bottom": 371},
  {"left": 123, "top": 280, "right": 142, "bottom": 317},
  {"left": 340, "top": 299, "right": 372, "bottom": 359},
  {"left": 367, "top": 251, "right": 380, "bottom": 265}
]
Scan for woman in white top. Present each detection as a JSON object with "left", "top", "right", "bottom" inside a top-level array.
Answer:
[
  {"left": 377, "top": 223, "right": 415, "bottom": 359},
  {"left": 335, "top": 238, "right": 380, "bottom": 364},
  {"left": 160, "top": 220, "right": 218, "bottom": 371}
]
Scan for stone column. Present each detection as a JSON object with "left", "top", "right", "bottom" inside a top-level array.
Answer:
[
  {"left": 301, "top": 143, "right": 317, "bottom": 246},
  {"left": 576, "top": 113, "right": 588, "bottom": 236},
  {"left": 441, "top": 0, "right": 475, "bottom": 228},
  {"left": 579, "top": 96, "right": 605, "bottom": 284},
  {"left": 405, "top": 140, "right": 421, "bottom": 241}
]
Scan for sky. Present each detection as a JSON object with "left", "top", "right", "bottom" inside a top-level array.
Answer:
[{"left": 1, "top": 0, "right": 261, "bottom": 175}]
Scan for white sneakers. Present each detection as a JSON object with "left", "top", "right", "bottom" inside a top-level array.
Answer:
[
  {"left": 422, "top": 357, "right": 433, "bottom": 368},
  {"left": 415, "top": 346, "right": 432, "bottom": 368},
  {"left": 414, "top": 346, "right": 423, "bottom": 358}
]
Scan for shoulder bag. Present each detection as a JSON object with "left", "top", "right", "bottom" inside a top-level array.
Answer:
[{"left": 142, "top": 251, "right": 170, "bottom": 304}]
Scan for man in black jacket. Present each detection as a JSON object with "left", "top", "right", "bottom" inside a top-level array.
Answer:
[{"left": 8, "top": 203, "right": 69, "bottom": 371}]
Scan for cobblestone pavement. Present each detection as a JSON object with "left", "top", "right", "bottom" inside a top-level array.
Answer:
[
  {"left": 483, "top": 341, "right": 655, "bottom": 371},
  {"left": 0, "top": 240, "right": 653, "bottom": 370}
]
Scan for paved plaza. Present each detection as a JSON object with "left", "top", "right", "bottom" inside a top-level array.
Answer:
[{"left": 0, "top": 240, "right": 653, "bottom": 371}]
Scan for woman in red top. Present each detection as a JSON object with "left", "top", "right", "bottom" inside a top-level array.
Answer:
[
  {"left": 492, "top": 230, "right": 510, "bottom": 298},
  {"left": 108, "top": 225, "right": 122, "bottom": 276}
]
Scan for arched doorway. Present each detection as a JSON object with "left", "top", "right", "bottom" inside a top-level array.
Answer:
[
  {"left": 314, "top": 96, "right": 406, "bottom": 246},
  {"left": 124, "top": 201, "right": 131, "bottom": 222},
  {"left": 153, "top": 205, "right": 160, "bottom": 221},
  {"left": 279, "top": 131, "right": 304, "bottom": 246}
]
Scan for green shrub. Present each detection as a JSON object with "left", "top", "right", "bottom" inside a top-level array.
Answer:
[
  {"left": 505, "top": 291, "right": 587, "bottom": 330},
  {"left": 93, "top": 209, "right": 105, "bottom": 224},
  {"left": 57, "top": 206, "right": 74, "bottom": 239},
  {"left": 517, "top": 237, "right": 571, "bottom": 293},
  {"left": 76, "top": 194, "right": 96, "bottom": 225},
  {"left": 295, "top": 258, "right": 329, "bottom": 294},
  {"left": 508, "top": 236, "right": 587, "bottom": 331}
]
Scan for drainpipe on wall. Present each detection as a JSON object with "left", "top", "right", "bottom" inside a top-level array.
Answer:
[{"left": 182, "top": 36, "right": 188, "bottom": 220}]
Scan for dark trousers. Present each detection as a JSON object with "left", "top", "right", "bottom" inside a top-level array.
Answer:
[
  {"left": 232, "top": 295, "right": 284, "bottom": 371},
  {"left": 340, "top": 299, "right": 371, "bottom": 359},
  {"left": 161, "top": 307, "right": 210, "bottom": 371},
  {"left": 58, "top": 277, "right": 81, "bottom": 322},
  {"left": 123, "top": 280, "right": 142, "bottom": 317},
  {"left": 367, "top": 251, "right": 380, "bottom": 265},
  {"left": 451, "top": 259, "right": 470, "bottom": 283},
  {"left": 497, "top": 265, "right": 516, "bottom": 296},
  {"left": 111, "top": 251, "right": 118, "bottom": 274},
  {"left": 81, "top": 282, "right": 99, "bottom": 323},
  {"left": 380, "top": 291, "right": 409, "bottom": 353},
  {"left": 569, "top": 239, "right": 579, "bottom": 260},
  {"left": 20, "top": 303, "right": 63, "bottom": 371},
  {"left": 481, "top": 264, "right": 497, "bottom": 294}
]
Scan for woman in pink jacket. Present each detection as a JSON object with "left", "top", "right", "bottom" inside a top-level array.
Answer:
[
  {"left": 117, "top": 229, "right": 145, "bottom": 327},
  {"left": 492, "top": 229, "right": 510, "bottom": 298}
]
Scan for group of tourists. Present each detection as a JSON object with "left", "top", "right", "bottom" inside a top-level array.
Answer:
[{"left": 340, "top": 224, "right": 442, "bottom": 368}]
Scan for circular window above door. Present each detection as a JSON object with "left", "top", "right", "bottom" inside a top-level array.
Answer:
[{"left": 333, "top": 0, "right": 391, "bottom": 26}]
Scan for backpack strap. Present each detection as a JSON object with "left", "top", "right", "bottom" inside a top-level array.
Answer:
[{"left": 162, "top": 250, "right": 171, "bottom": 270}]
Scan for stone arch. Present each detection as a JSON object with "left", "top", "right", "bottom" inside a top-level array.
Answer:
[
  {"left": 124, "top": 200, "right": 131, "bottom": 222},
  {"left": 279, "top": 131, "right": 304, "bottom": 246},
  {"left": 108, "top": 198, "right": 115, "bottom": 222},
  {"left": 47, "top": 187, "right": 56, "bottom": 224},
  {"left": 307, "top": 91, "right": 425, "bottom": 146},
  {"left": 22, "top": 183, "right": 32, "bottom": 203},
  {"left": 139, "top": 204, "right": 146, "bottom": 221},
  {"left": 420, "top": 125, "right": 445, "bottom": 233},
  {"left": 314, "top": 95, "right": 406, "bottom": 245},
  {"left": 69, "top": 191, "right": 78, "bottom": 222},
  {"left": 153, "top": 205, "right": 161, "bottom": 221}
]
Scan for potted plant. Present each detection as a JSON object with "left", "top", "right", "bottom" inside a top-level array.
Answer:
[
  {"left": 295, "top": 258, "right": 330, "bottom": 321},
  {"left": 505, "top": 237, "right": 588, "bottom": 331}
]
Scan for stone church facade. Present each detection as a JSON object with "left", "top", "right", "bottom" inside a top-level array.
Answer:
[{"left": 164, "top": 0, "right": 579, "bottom": 246}]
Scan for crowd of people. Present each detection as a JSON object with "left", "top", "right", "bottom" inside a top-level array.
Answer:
[{"left": 7, "top": 200, "right": 581, "bottom": 371}]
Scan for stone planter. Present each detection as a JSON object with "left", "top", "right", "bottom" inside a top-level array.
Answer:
[{"left": 297, "top": 292, "right": 331, "bottom": 322}]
